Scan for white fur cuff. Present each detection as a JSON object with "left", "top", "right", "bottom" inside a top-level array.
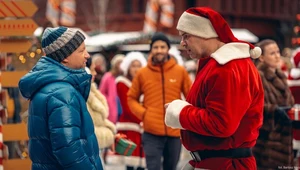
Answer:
[{"left": 165, "top": 99, "right": 191, "bottom": 129}]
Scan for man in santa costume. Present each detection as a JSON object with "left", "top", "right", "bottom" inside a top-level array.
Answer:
[{"left": 165, "top": 7, "right": 264, "bottom": 170}]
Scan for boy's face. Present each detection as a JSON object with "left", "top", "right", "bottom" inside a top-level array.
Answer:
[{"left": 63, "top": 43, "right": 90, "bottom": 69}]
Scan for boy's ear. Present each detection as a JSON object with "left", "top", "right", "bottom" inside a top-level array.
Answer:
[{"left": 62, "top": 58, "right": 68, "bottom": 64}]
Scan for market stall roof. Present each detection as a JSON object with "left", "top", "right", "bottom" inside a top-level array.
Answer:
[
  {"left": 85, "top": 31, "right": 151, "bottom": 52},
  {"left": 120, "top": 29, "right": 259, "bottom": 52},
  {"left": 34, "top": 27, "right": 258, "bottom": 52},
  {"left": 231, "top": 28, "right": 259, "bottom": 43}
]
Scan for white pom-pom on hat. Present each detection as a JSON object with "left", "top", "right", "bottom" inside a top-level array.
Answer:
[{"left": 249, "top": 47, "right": 262, "bottom": 59}]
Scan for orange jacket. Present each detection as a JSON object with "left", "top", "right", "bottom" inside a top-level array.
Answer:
[{"left": 127, "top": 55, "right": 192, "bottom": 137}]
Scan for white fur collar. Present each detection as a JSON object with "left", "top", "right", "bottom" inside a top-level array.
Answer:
[
  {"left": 115, "top": 76, "right": 131, "bottom": 87},
  {"left": 211, "top": 43, "right": 251, "bottom": 65}
]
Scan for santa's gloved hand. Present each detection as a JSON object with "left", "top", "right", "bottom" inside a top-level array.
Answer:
[{"left": 165, "top": 99, "right": 191, "bottom": 129}]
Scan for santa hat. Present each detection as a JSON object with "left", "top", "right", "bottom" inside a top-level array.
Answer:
[
  {"left": 292, "top": 50, "right": 300, "bottom": 68},
  {"left": 290, "top": 50, "right": 300, "bottom": 79},
  {"left": 177, "top": 7, "right": 261, "bottom": 59},
  {"left": 120, "top": 51, "right": 147, "bottom": 76}
]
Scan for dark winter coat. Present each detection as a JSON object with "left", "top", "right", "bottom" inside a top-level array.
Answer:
[{"left": 253, "top": 62, "right": 294, "bottom": 170}]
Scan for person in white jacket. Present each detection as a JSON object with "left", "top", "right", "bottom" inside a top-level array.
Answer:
[{"left": 85, "top": 57, "right": 117, "bottom": 158}]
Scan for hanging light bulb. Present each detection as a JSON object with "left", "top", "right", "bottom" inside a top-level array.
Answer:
[
  {"left": 297, "top": 14, "right": 300, "bottom": 21},
  {"left": 21, "top": 58, "right": 26, "bottom": 63},
  {"left": 36, "top": 49, "right": 42, "bottom": 54},
  {"left": 19, "top": 55, "right": 24, "bottom": 60},
  {"left": 30, "top": 52, "right": 35, "bottom": 58}
]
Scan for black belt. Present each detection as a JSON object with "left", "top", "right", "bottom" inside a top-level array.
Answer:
[{"left": 190, "top": 148, "right": 253, "bottom": 162}]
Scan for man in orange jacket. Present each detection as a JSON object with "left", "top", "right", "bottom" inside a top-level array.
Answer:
[
  {"left": 127, "top": 32, "right": 192, "bottom": 170},
  {"left": 165, "top": 7, "right": 264, "bottom": 170}
]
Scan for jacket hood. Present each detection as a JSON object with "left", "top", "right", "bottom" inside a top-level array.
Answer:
[
  {"left": 19, "top": 56, "right": 91, "bottom": 100},
  {"left": 147, "top": 54, "right": 177, "bottom": 72}
]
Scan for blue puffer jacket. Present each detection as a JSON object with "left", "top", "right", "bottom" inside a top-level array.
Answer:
[{"left": 19, "top": 57, "right": 103, "bottom": 170}]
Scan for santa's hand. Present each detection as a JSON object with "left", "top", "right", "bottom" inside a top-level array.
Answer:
[{"left": 165, "top": 99, "right": 191, "bottom": 129}]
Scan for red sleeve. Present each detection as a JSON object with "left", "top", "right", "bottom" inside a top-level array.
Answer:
[
  {"left": 179, "top": 68, "right": 261, "bottom": 138},
  {"left": 117, "top": 82, "right": 140, "bottom": 122}
]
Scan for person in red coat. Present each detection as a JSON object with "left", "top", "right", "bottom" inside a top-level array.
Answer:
[
  {"left": 164, "top": 7, "right": 264, "bottom": 170},
  {"left": 288, "top": 49, "right": 300, "bottom": 104},
  {"left": 115, "top": 51, "right": 147, "bottom": 170}
]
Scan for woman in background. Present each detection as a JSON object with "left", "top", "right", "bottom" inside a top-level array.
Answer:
[
  {"left": 115, "top": 51, "right": 147, "bottom": 170},
  {"left": 99, "top": 54, "right": 125, "bottom": 124},
  {"left": 253, "top": 39, "right": 294, "bottom": 169}
]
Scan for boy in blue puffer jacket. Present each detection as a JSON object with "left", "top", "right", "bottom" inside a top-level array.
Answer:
[{"left": 19, "top": 26, "right": 103, "bottom": 170}]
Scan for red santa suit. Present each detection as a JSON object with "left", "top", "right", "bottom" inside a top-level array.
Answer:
[
  {"left": 287, "top": 49, "right": 300, "bottom": 163},
  {"left": 165, "top": 7, "right": 264, "bottom": 170},
  {"left": 111, "top": 52, "right": 147, "bottom": 168},
  {"left": 288, "top": 50, "right": 300, "bottom": 104},
  {"left": 114, "top": 76, "right": 145, "bottom": 167}
]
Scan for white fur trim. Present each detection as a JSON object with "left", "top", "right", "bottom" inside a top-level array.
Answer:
[
  {"left": 120, "top": 52, "right": 147, "bottom": 76},
  {"left": 287, "top": 79, "right": 300, "bottom": 87},
  {"left": 211, "top": 43, "right": 251, "bottom": 65},
  {"left": 165, "top": 99, "right": 191, "bottom": 129},
  {"left": 177, "top": 12, "right": 218, "bottom": 39},
  {"left": 107, "top": 155, "right": 146, "bottom": 167},
  {"left": 290, "top": 68, "right": 300, "bottom": 79},
  {"left": 249, "top": 47, "right": 262, "bottom": 59},
  {"left": 124, "top": 156, "right": 146, "bottom": 167},
  {"left": 294, "top": 139, "right": 300, "bottom": 149},
  {"left": 85, "top": 67, "right": 91, "bottom": 74},
  {"left": 88, "top": 83, "right": 109, "bottom": 120},
  {"left": 116, "top": 122, "right": 143, "bottom": 133},
  {"left": 95, "top": 126, "right": 115, "bottom": 149},
  {"left": 106, "top": 154, "right": 125, "bottom": 164},
  {"left": 106, "top": 155, "right": 146, "bottom": 167},
  {"left": 115, "top": 76, "right": 144, "bottom": 103},
  {"left": 116, "top": 76, "right": 132, "bottom": 87}
]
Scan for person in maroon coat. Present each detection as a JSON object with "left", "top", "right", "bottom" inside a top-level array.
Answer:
[
  {"left": 164, "top": 7, "right": 264, "bottom": 170},
  {"left": 288, "top": 49, "right": 300, "bottom": 104}
]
